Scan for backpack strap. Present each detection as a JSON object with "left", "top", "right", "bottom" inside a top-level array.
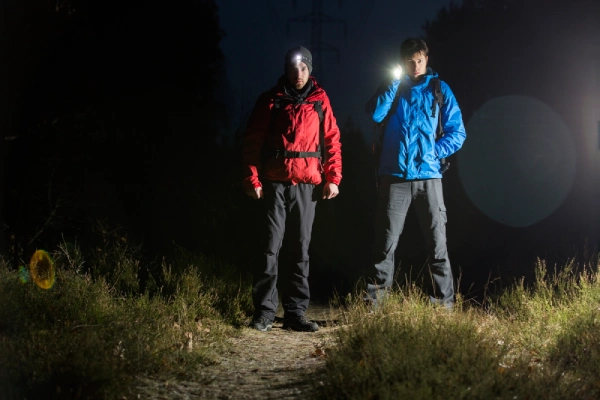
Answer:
[
  {"left": 430, "top": 78, "right": 444, "bottom": 117},
  {"left": 430, "top": 78, "right": 445, "bottom": 140},
  {"left": 310, "top": 100, "right": 326, "bottom": 167},
  {"left": 269, "top": 97, "right": 284, "bottom": 137},
  {"left": 262, "top": 96, "right": 283, "bottom": 162},
  {"left": 430, "top": 78, "right": 450, "bottom": 173}
]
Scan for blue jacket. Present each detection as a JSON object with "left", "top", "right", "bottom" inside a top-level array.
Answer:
[{"left": 367, "top": 68, "right": 466, "bottom": 179}]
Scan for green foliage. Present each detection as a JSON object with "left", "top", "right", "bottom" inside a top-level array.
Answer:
[
  {"left": 318, "top": 258, "right": 600, "bottom": 399},
  {"left": 0, "top": 238, "right": 253, "bottom": 399},
  {"left": 320, "top": 293, "right": 511, "bottom": 399},
  {"left": 4, "top": 233, "right": 600, "bottom": 400},
  {"left": 156, "top": 246, "right": 254, "bottom": 326},
  {"left": 491, "top": 259, "right": 584, "bottom": 320}
]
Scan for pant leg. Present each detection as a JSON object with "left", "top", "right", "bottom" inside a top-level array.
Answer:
[
  {"left": 281, "top": 183, "right": 316, "bottom": 318},
  {"left": 252, "top": 181, "right": 287, "bottom": 321},
  {"left": 367, "top": 176, "right": 412, "bottom": 300},
  {"left": 413, "top": 179, "right": 454, "bottom": 306}
]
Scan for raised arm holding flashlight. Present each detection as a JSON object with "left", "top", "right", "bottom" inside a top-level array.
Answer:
[{"left": 364, "top": 37, "right": 467, "bottom": 310}]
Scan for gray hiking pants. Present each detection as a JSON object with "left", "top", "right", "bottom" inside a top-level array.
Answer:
[
  {"left": 367, "top": 176, "right": 454, "bottom": 306},
  {"left": 253, "top": 181, "right": 317, "bottom": 321}
]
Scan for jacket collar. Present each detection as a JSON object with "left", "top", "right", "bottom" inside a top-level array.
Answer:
[
  {"left": 275, "top": 76, "right": 322, "bottom": 101},
  {"left": 283, "top": 78, "right": 314, "bottom": 101},
  {"left": 405, "top": 67, "right": 438, "bottom": 89}
]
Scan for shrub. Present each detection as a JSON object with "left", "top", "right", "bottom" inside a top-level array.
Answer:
[{"left": 0, "top": 238, "right": 253, "bottom": 399}]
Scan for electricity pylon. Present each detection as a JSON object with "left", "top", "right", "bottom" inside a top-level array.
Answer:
[{"left": 286, "top": 0, "right": 347, "bottom": 82}]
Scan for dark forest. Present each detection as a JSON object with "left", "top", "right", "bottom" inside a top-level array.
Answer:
[{"left": 2, "top": 0, "right": 600, "bottom": 301}]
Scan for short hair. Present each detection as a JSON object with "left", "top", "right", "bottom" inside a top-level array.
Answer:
[{"left": 400, "top": 37, "right": 429, "bottom": 60}]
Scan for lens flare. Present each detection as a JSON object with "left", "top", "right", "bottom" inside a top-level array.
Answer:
[
  {"left": 457, "top": 95, "right": 576, "bottom": 227},
  {"left": 29, "top": 250, "right": 55, "bottom": 289},
  {"left": 18, "top": 266, "right": 29, "bottom": 284}
]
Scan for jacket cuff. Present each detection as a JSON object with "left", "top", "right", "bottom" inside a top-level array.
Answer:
[{"left": 243, "top": 178, "right": 262, "bottom": 192}]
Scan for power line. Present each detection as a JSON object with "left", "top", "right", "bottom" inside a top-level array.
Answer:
[
  {"left": 347, "top": 1, "right": 374, "bottom": 50},
  {"left": 265, "top": 0, "right": 286, "bottom": 49},
  {"left": 286, "top": 0, "right": 346, "bottom": 83}
]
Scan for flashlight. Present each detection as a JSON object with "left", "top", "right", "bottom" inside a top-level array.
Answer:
[{"left": 393, "top": 65, "right": 403, "bottom": 80}]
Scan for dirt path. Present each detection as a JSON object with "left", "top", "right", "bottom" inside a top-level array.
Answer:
[{"left": 132, "top": 304, "right": 340, "bottom": 399}]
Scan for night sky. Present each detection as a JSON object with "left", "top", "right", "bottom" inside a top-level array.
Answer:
[{"left": 216, "top": 0, "right": 455, "bottom": 136}]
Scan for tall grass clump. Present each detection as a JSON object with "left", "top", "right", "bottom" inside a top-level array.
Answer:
[
  {"left": 157, "top": 245, "right": 254, "bottom": 326},
  {"left": 0, "top": 238, "right": 253, "bottom": 399},
  {"left": 319, "top": 257, "right": 600, "bottom": 400}
]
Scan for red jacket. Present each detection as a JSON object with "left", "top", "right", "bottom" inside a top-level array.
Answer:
[{"left": 242, "top": 76, "right": 342, "bottom": 191}]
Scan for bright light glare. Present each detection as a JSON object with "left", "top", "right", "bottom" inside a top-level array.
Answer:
[
  {"left": 457, "top": 95, "right": 576, "bottom": 227},
  {"left": 393, "top": 66, "right": 402, "bottom": 80}
]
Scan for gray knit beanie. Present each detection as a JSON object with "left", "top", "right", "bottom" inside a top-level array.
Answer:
[{"left": 284, "top": 46, "right": 313, "bottom": 74}]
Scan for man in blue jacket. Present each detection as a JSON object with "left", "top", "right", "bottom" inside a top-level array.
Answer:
[{"left": 365, "top": 37, "right": 466, "bottom": 309}]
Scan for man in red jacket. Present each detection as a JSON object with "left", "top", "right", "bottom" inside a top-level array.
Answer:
[{"left": 242, "top": 46, "right": 342, "bottom": 332}]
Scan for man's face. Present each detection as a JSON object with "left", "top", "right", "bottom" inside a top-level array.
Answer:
[
  {"left": 286, "top": 61, "right": 310, "bottom": 90},
  {"left": 403, "top": 51, "right": 428, "bottom": 81}
]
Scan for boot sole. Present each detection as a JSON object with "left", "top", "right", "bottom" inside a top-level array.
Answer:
[
  {"left": 282, "top": 324, "right": 319, "bottom": 332},
  {"left": 253, "top": 325, "right": 272, "bottom": 332}
]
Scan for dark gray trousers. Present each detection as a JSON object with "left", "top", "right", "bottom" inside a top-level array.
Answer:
[
  {"left": 253, "top": 181, "right": 317, "bottom": 321},
  {"left": 367, "top": 176, "right": 454, "bottom": 306}
]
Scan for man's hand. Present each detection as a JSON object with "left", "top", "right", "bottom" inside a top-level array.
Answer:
[
  {"left": 322, "top": 182, "right": 339, "bottom": 200},
  {"left": 246, "top": 187, "right": 263, "bottom": 199}
]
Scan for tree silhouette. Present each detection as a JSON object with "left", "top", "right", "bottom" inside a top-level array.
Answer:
[
  {"left": 2, "top": 0, "right": 229, "bottom": 259},
  {"left": 423, "top": 0, "right": 600, "bottom": 293},
  {"left": 425, "top": 0, "right": 600, "bottom": 121}
]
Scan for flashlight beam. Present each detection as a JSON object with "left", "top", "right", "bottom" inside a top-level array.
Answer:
[{"left": 393, "top": 65, "right": 403, "bottom": 80}]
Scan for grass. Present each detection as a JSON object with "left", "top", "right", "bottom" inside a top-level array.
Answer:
[
  {"left": 318, "top": 257, "right": 600, "bottom": 400},
  {"left": 0, "top": 238, "right": 253, "bottom": 399},
  {"left": 3, "top": 235, "right": 600, "bottom": 400}
]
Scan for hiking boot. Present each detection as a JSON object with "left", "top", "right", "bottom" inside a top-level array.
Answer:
[
  {"left": 282, "top": 315, "right": 319, "bottom": 332},
  {"left": 251, "top": 316, "right": 273, "bottom": 332}
]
